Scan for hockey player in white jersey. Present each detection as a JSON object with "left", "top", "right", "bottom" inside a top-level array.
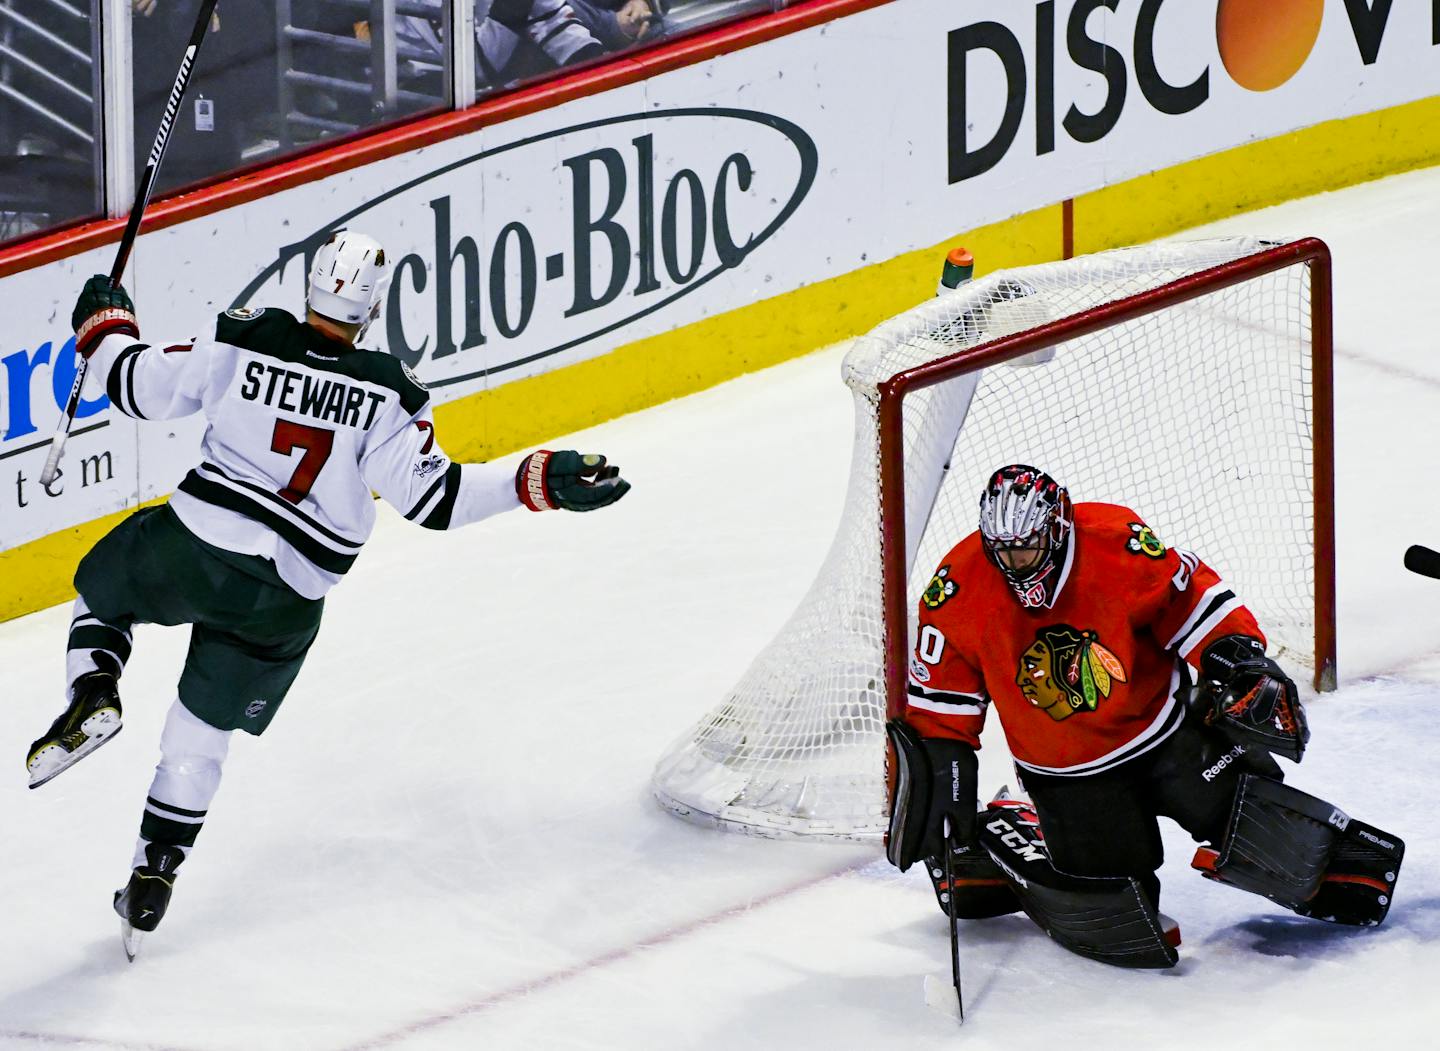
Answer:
[{"left": 26, "top": 231, "right": 630, "bottom": 959}]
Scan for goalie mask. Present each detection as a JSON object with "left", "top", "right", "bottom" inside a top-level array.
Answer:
[
  {"left": 307, "top": 230, "right": 390, "bottom": 342},
  {"left": 978, "top": 464, "right": 1073, "bottom": 609}
]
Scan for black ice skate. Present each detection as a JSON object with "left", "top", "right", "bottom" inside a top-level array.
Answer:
[
  {"left": 26, "top": 663, "right": 123, "bottom": 789},
  {"left": 113, "top": 843, "right": 184, "bottom": 961}
]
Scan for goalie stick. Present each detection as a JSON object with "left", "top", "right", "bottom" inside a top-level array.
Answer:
[
  {"left": 923, "top": 816, "right": 966, "bottom": 1022},
  {"left": 942, "top": 817, "right": 964, "bottom": 1021},
  {"left": 39, "top": 0, "right": 221, "bottom": 487},
  {"left": 1404, "top": 545, "right": 1440, "bottom": 580}
]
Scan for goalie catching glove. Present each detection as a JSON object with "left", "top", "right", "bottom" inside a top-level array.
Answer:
[
  {"left": 885, "top": 719, "right": 978, "bottom": 871},
  {"left": 1192, "top": 634, "right": 1309, "bottom": 762},
  {"left": 73, "top": 275, "right": 139, "bottom": 358},
  {"left": 516, "top": 450, "right": 631, "bottom": 512}
]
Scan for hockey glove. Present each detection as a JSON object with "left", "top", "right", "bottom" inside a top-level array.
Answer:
[
  {"left": 885, "top": 718, "right": 978, "bottom": 872},
  {"left": 516, "top": 450, "right": 631, "bottom": 512},
  {"left": 1196, "top": 634, "right": 1309, "bottom": 762},
  {"left": 72, "top": 275, "right": 139, "bottom": 358}
]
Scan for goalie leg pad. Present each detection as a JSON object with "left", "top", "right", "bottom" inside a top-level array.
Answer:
[
  {"left": 1295, "top": 817, "right": 1403, "bottom": 927},
  {"left": 980, "top": 800, "right": 1178, "bottom": 969},
  {"left": 1191, "top": 774, "right": 1339, "bottom": 908},
  {"left": 1192, "top": 774, "right": 1404, "bottom": 924}
]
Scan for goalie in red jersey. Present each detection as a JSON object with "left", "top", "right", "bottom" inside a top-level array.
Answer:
[{"left": 885, "top": 465, "right": 1404, "bottom": 969}]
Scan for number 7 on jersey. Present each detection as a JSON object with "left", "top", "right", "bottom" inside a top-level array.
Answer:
[{"left": 272, "top": 420, "right": 334, "bottom": 504}]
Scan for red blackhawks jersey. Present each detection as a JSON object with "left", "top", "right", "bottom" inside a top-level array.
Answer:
[{"left": 905, "top": 503, "right": 1262, "bottom": 777}]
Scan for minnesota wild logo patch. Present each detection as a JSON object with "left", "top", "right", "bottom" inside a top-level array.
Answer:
[
  {"left": 1015, "top": 625, "right": 1128, "bottom": 722},
  {"left": 922, "top": 566, "right": 956, "bottom": 609},
  {"left": 1126, "top": 522, "right": 1166, "bottom": 559}
]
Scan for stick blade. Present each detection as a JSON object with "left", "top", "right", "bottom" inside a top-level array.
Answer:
[
  {"left": 923, "top": 973, "right": 963, "bottom": 1022},
  {"left": 1404, "top": 545, "right": 1440, "bottom": 580}
]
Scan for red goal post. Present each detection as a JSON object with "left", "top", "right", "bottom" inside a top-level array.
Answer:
[
  {"left": 875, "top": 236, "right": 1336, "bottom": 720},
  {"left": 652, "top": 236, "right": 1334, "bottom": 842}
]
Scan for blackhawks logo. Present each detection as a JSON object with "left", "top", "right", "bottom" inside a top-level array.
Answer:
[
  {"left": 1015, "top": 624, "right": 1128, "bottom": 722},
  {"left": 1126, "top": 522, "right": 1166, "bottom": 559},
  {"left": 922, "top": 566, "right": 956, "bottom": 609}
]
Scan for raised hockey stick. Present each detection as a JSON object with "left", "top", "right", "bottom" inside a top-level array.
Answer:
[
  {"left": 1405, "top": 545, "right": 1440, "bottom": 580},
  {"left": 39, "top": 0, "right": 221, "bottom": 487}
]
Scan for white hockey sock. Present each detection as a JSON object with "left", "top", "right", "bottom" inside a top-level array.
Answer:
[{"left": 133, "top": 699, "right": 233, "bottom": 868}]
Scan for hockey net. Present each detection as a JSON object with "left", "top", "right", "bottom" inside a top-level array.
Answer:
[{"left": 652, "top": 237, "right": 1334, "bottom": 841}]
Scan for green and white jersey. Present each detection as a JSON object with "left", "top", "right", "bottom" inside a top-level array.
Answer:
[{"left": 88, "top": 308, "right": 519, "bottom": 598}]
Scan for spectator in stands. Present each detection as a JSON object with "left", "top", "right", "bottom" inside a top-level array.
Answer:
[
  {"left": 388, "top": 0, "right": 662, "bottom": 91},
  {"left": 482, "top": 0, "right": 661, "bottom": 84},
  {"left": 574, "top": 0, "right": 662, "bottom": 52}
]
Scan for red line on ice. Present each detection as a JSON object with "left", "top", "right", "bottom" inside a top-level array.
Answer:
[
  {"left": 339, "top": 859, "right": 871, "bottom": 1050},
  {"left": 0, "top": 1029, "right": 201, "bottom": 1051}
]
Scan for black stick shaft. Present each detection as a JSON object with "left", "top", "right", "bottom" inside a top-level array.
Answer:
[
  {"left": 42, "top": 0, "right": 220, "bottom": 485},
  {"left": 943, "top": 818, "right": 964, "bottom": 1021},
  {"left": 109, "top": 0, "right": 219, "bottom": 287}
]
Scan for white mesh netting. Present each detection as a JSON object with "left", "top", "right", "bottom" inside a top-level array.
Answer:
[{"left": 652, "top": 237, "right": 1322, "bottom": 841}]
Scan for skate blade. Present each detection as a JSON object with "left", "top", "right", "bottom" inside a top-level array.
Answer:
[
  {"left": 27, "top": 714, "right": 122, "bottom": 789},
  {"left": 120, "top": 919, "right": 143, "bottom": 962},
  {"left": 923, "top": 973, "right": 963, "bottom": 1022}
]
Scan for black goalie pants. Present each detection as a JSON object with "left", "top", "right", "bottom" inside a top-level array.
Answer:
[{"left": 1018, "top": 722, "right": 1283, "bottom": 908}]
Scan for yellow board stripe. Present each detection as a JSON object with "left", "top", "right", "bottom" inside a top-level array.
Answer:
[
  {"left": 3, "top": 95, "right": 1439, "bottom": 622},
  {"left": 0, "top": 498, "right": 167, "bottom": 623},
  {"left": 1074, "top": 94, "right": 1440, "bottom": 255}
]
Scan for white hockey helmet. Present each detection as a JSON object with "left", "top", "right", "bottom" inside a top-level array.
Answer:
[
  {"left": 307, "top": 230, "right": 390, "bottom": 341},
  {"left": 978, "top": 464, "right": 1074, "bottom": 609}
]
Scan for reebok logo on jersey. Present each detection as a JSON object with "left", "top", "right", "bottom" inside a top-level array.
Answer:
[{"left": 1200, "top": 743, "right": 1246, "bottom": 782}]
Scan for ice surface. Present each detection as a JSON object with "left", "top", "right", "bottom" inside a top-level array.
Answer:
[{"left": 3, "top": 168, "right": 1440, "bottom": 1049}]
